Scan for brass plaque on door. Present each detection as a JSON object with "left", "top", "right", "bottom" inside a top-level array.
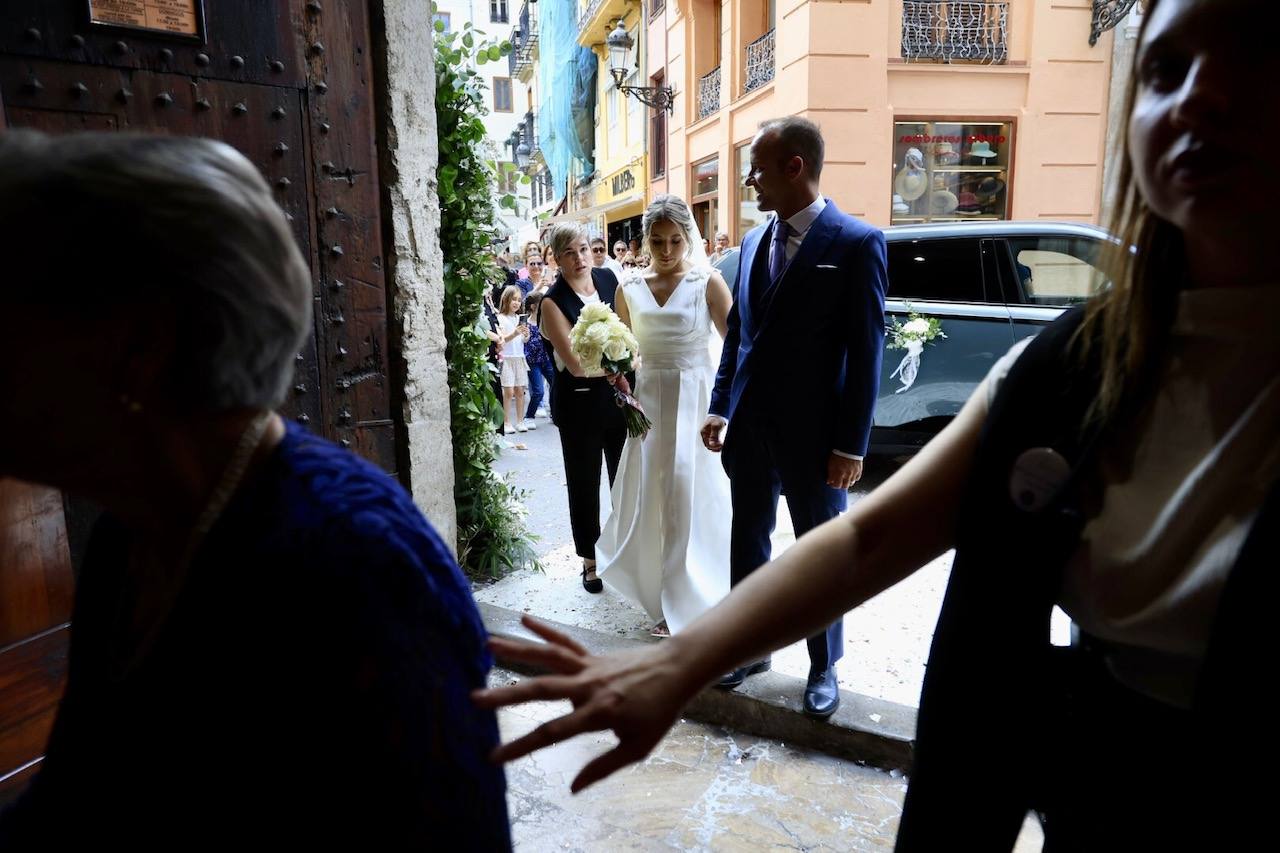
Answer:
[{"left": 88, "top": 0, "right": 204, "bottom": 39}]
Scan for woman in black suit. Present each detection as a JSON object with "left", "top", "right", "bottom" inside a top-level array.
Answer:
[{"left": 537, "top": 224, "right": 627, "bottom": 593}]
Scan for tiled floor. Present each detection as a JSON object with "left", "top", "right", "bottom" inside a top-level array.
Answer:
[{"left": 495, "top": 673, "right": 1045, "bottom": 852}]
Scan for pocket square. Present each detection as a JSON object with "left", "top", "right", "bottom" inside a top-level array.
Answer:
[{"left": 816, "top": 264, "right": 839, "bottom": 270}]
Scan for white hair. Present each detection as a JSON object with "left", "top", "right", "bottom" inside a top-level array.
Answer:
[{"left": 0, "top": 130, "right": 312, "bottom": 412}]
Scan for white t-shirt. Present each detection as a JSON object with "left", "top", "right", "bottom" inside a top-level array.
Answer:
[
  {"left": 497, "top": 313, "right": 525, "bottom": 359},
  {"left": 984, "top": 287, "right": 1280, "bottom": 707}
]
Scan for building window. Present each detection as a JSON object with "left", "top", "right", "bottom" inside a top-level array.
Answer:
[
  {"left": 891, "top": 120, "right": 1012, "bottom": 224},
  {"left": 607, "top": 80, "right": 621, "bottom": 158},
  {"left": 650, "top": 73, "right": 667, "bottom": 179},
  {"left": 736, "top": 142, "right": 765, "bottom": 243},
  {"left": 690, "top": 156, "right": 719, "bottom": 246},
  {"left": 493, "top": 77, "right": 513, "bottom": 113},
  {"left": 490, "top": 0, "right": 509, "bottom": 24},
  {"left": 650, "top": 0, "right": 665, "bottom": 18},
  {"left": 901, "top": 1, "right": 1008, "bottom": 65},
  {"left": 432, "top": 12, "right": 451, "bottom": 32}
]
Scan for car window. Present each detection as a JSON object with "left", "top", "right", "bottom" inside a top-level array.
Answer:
[
  {"left": 1006, "top": 237, "right": 1108, "bottom": 306},
  {"left": 714, "top": 249, "right": 741, "bottom": 293},
  {"left": 886, "top": 238, "right": 986, "bottom": 303}
]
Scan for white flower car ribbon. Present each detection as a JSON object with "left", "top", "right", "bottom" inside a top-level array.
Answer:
[{"left": 889, "top": 338, "right": 924, "bottom": 393}]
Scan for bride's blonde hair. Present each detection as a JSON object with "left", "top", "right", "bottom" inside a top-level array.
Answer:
[{"left": 642, "top": 194, "right": 697, "bottom": 259}]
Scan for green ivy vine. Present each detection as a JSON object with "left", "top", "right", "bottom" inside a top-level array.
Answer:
[{"left": 434, "top": 11, "right": 539, "bottom": 579}]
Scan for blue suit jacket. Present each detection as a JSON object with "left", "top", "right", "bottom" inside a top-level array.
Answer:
[{"left": 710, "top": 199, "right": 887, "bottom": 458}]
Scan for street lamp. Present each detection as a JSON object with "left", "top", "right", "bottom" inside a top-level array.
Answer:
[{"left": 606, "top": 20, "right": 673, "bottom": 114}]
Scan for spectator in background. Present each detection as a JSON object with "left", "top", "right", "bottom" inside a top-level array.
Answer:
[
  {"left": 523, "top": 291, "right": 555, "bottom": 422},
  {"left": 612, "top": 239, "right": 628, "bottom": 265},
  {"left": 629, "top": 237, "right": 641, "bottom": 256},
  {"left": 709, "top": 231, "right": 732, "bottom": 264},
  {"left": 620, "top": 251, "right": 639, "bottom": 272},
  {"left": 591, "top": 235, "right": 624, "bottom": 278}
]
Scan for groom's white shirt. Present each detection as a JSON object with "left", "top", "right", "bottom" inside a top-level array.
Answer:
[
  {"left": 768, "top": 195, "right": 827, "bottom": 268},
  {"left": 763, "top": 195, "right": 862, "bottom": 462}
]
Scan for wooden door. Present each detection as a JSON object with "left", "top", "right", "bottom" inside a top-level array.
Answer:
[{"left": 0, "top": 0, "right": 397, "bottom": 802}]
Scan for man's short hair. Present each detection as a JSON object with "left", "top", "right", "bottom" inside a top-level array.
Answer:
[
  {"left": 590, "top": 236, "right": 606, "bottom": 247},
  {"left": 759, "top": 116, "right": 825, "bottom": 180}
]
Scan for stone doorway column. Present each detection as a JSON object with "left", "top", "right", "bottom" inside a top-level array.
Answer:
[{"left": 370, "top": 0, "right": 457, "bottom": 550}]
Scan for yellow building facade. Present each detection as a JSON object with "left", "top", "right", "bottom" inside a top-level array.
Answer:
[
  {"left": 564, "top": 0, "right": 650, "bottom": 246},
  {"left": 648, "top": 0, "right": 1120, "bottom": 242}
]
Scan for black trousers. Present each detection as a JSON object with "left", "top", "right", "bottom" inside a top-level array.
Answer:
[{"left": 552, "top": 372, "right": 626, "bottom": 560}]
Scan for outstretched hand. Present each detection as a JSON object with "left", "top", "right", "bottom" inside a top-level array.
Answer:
[{"left": 472, "top": 615, "right": 699, "bottom": 793}]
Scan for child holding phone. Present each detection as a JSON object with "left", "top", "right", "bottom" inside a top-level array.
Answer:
[{"left": 496, "top": 285, "right": 532, "bottom": 434}]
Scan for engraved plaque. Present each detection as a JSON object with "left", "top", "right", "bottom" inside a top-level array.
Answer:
[{"left": 88, "top": 0, "right": 203, "bottom": 38}]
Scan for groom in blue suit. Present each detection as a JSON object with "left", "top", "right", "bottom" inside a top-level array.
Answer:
[{"left": 702, "top": 117, "right": 887, "bottom": 718}]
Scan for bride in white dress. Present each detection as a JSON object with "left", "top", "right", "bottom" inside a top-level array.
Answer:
[{"left": 596, "top": 195, "right": 735, "bottom": 634}]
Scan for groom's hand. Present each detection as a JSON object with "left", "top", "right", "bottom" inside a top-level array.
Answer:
[
  {"left": 827, "top": 454, "right": 863, "bottom": 490},
  {"left": 701, "top": 415, "right": 727, "bottom": 452}
]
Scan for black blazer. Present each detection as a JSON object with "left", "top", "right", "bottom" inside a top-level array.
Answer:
[
  {"left": 896, "top": 309, "right": 1272, "bottom": 849},
  {"left": 542, "top": 268, "right": 624, "bottom": 429}
]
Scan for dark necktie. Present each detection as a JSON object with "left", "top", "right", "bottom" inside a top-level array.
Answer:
[{"left": 768, "top": 219, "right": 791, "bottom": 282}]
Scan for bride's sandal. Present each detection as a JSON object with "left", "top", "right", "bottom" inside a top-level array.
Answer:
[{"left": 581, "top": 562, "right": 603, "bottom": 594}]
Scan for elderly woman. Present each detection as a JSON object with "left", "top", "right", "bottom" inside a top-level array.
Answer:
[
  {"left": 0, "top": 131, "right": 509, "bottom": 848},
  {"left": 538, "top": 223, "right": 627, "bottom": 593},
  {"left": 477, "top": 1, "right": 1275, "bottom": 848}
]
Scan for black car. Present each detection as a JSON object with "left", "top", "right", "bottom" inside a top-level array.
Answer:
[{"left": 712, "top": 221, "right": 1112, "bottom": 458}]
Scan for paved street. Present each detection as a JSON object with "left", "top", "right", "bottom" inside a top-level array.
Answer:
[
  {"left": 482, "top": 414, "right": 952, "bottom": 709},
  {"left": 495, "top": 668, "right": 1045, "bottom": 851}
]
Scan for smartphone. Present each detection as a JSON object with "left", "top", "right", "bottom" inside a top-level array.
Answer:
[{"left": 517, "top": 313, "right": 528, "bottom": 326}]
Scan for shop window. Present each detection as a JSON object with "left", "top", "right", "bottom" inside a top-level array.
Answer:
[
  {"left": 887, "top": 238, "right": 986, "bottom": 303},
  {"left": 493, "top": 77, "right": 513, "bottom": 113},
  {"left": 1005, "top": 237, "right": 1109, "bottom": 306},
  {"left": 736, "top": 142, "right": 764, "bottom": 244},
  {"left": 892, "top": 120, "right": 1012, "bottom": 224},
  {"left": 691, "top": 156, "right": 720, "bottom": 248}
]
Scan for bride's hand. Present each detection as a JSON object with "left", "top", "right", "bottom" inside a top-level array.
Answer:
[{"left": 472, "top": 615, "right": 698, "bottom": 792}]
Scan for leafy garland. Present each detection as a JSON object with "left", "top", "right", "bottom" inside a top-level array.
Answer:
[{"left": 434, "top": 12, "right": 538, "bottom": 579}]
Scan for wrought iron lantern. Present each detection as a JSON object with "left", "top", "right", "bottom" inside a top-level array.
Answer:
[{"left": 606, "top": 21, "right": 673, "bottom": 113}]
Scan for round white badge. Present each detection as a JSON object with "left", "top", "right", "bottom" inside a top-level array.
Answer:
[{"left": 1008, "top": 447, "right": 1071, "bottom": 512}]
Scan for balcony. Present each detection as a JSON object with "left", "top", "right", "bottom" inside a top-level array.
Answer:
[
  {"left": 575, "top": 0, "right": 629, "bottom": 46},
  {"left": 698, "top": 67, "right": 721, "bottom": 120},
  {"left": 744, "top": 29, "right": 775, "bottom": 93},
  {"left": 902, "top": 1, "right": 1008, "bottom": 65},
  {"left": 508, "top": 29, "right": 519, "bottom": 76},
  {"left": 513, "top": 1, "right": 539, "bottom": 78}
]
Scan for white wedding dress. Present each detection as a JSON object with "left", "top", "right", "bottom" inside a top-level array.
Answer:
[{"left": 596, "top": 266, "right": 732, "bottom": 633}]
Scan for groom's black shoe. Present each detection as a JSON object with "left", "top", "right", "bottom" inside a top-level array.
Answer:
[
  {"left": 717, "top": 658, "right": 771, "bottom": 689},
  {"left": 803, "top": 668, "right": 840, "bottom": 719}
]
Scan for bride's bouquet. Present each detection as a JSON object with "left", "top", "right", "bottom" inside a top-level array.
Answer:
[{"left": 569, "top": 303, "right": 652, "bottom": 438}]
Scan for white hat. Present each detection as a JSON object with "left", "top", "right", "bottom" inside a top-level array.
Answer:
[
  {"left": 931, "top": 189, "right": 959, "bottom": 215},
  {"left": 895, "top": 168, "right": 927, "bottom": 202},
  {"left": 969, "top": 141, "right": 998, "bottom": 159}
]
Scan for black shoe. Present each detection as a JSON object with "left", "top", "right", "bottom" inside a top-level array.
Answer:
[
  {"left": 717, "top": 658, "right": 771, "bottom": 689},
  {"left": 803, "top": 668, "right": 840, "bottom": 719},
  {"left": 581, "top": 563, "right": 603, "bottom": 594}
]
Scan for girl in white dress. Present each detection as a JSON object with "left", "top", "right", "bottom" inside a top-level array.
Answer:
[{"left": 596, "top": 195, "right": 735, "bottom": 634}]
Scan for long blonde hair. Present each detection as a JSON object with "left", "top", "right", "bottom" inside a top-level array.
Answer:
[{"left": 1076, "top": 0, "right": 1182, "bottom": 428}]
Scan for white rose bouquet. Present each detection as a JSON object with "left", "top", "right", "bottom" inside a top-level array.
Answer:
[
  {"left": 568, "top": 303, "right": 652, "bottom": 438},
  {"left": 886, "top": 306, "right": 946, "bottom": 393}
]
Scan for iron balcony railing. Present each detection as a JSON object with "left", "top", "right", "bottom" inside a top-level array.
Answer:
[
  {"left": 509, "top": 29, "right": 520, "bottom": 76},
  {"left": 514, "top": 1, "right": 539, "bottom": 75},
  {"left": 744, "top": 29, "right": 775, "bottom": 93},
  {"left": 698, "top": 66, "right": 721, "bottom": 119},
  {"left": 902, "top": 1, "right": 1008, "bottom": 65},
  {"left": 577, "top": 0, "right": 606, "bottom": 37}
]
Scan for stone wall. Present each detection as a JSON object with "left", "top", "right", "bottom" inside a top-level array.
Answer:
[{"left": 370, "top": 0, "right": 458, "bottom": 550}]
